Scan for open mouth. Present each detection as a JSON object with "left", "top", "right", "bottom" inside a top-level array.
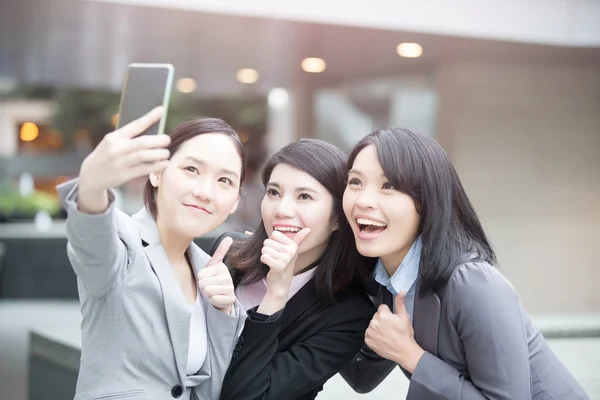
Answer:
[{"left": 356, "top": 217, "right": 388, "bottom": 238}]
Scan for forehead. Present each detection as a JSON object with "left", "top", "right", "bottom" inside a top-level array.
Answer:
[
  {"left": 173, "top": 133, "right": 242, "bottom": 171},
  {"left": 351, "top": 145, "right": 384, "bottom": 175},
  {"left": 268, "top": 164, "right": 327, "bottom": 192}
]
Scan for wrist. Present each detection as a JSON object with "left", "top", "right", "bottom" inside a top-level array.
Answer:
[{"left": 395, "top": 343, "right": 425, "bottom": 374}]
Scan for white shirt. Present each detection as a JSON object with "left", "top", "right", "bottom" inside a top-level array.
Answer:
[{"left": 186, "top": 288, "right": 207, "bottom": 376}]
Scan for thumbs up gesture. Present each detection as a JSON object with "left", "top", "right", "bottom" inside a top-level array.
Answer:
[
  {"left": 197, "top": 236, "right": 235, "bottom": 314},
  {"left": 364, "top": 291, "right": 424, "bottom": 373},
  {"left": 260, "top": 228, "right": 311, "bottom": 299}
]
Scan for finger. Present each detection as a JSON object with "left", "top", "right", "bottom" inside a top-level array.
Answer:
[
  {"left": 261, "top": 246, "right": 285, "bottom": 260},
  {"left": 200, "top": 285, "right": 232, "bottom": 298},
  {"left": 395, "top": 292, "right": 408, "bottom": 317},
  {"left": 121, "top": 148, "right": 170, "bottom": 167},
  {"left": 196, "top": 273, "right": 231, "bottom": 290},
  {"left": 196, "top": 265, "right": 221, "bottom": 281},
  {"left": 125, "top": 160, "right": 170, "bottom": 181},
  {"left": 263, "top": 238, "right": 287, "bottom": 253},
  {"left": 244, "top": 231, "right": 254, "bottom": 237},
  {"left": 292, "top": 228, "right": 311, "bottom": 246},
  {"left": 123, "top": 133, "right": 172, "bottom": 152},
  {"left": 260, "top": 253, "right": 284, "bottom": 270},
  {"left": 116, "top": 106, "right": 164, "bottom": 139},
  {"left": 207, "top": 237, "right": 233, "bottom": 267},
  {"left": 378, "top": 304, "right": 392, "bottom": 314}
]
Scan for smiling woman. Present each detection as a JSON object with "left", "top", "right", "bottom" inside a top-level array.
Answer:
[
  {"left": 212, "top": 138, "right": 377, "bottom": 400},
  {"left": 56, "top": 111, "right": 248, "bottom": 400}
]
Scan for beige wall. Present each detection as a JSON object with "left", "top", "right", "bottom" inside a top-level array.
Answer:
[{"left": 435, "top": 61, "right": 600, "bottom": 314}]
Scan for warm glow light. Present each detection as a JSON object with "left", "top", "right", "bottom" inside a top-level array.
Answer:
[
  {"left": 20, "top": 122, "right": 39, "bottom": 142},
  {"left": 301, "top": 58, "right": 326, "bottom": 73},
  {"left": 236, "top": 69, "right": 259, "bottom": 84},
  {"left": 176, "top": 78, "right": 197, "bottom": 93},
  {"left": 396, "top": 42, "right": 423, "bottom": 58},
  {"left": 268, "top": 88, "right": 289, "bottom": 110}
]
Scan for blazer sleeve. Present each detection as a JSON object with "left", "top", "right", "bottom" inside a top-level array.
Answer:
[
  {"left": 407, "top": 263, "right": 532, "bottom": 400},
  {"left": 57, "top": 179, "right": 134, "bottom": 298},
  {"left": 220, "top": 296, "right": 374, "bottom": 400},
  {"left": 338, "top": 344, "right": 397, "bottom": 393}
]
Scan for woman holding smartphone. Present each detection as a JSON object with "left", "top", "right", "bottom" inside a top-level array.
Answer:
[
  {"left": 340, "top": 127, "right": 588, "bottom": 399},
  {"left": 57, "top": 108, "right": 246, "bottom": 400}
]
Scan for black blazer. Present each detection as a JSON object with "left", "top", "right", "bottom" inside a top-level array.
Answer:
[
  {"left": 209, "top": 232, "right": 376, "bottom": 400},
  {"left": 339, "top": 258, "right": 589, "bottom": 400}
]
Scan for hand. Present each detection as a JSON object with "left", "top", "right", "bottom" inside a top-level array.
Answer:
[
  {"left": 78, "top": 106, "right": 170, "bottom": 197},
  {"left": 260, "top": 229, "right": 311, "bottom": 298},
  {"left": 365, "top": 292, "right": 424, "bottom": 373},
  {"left": 197, "top": 236, "right": 235, "bottom": 314}
]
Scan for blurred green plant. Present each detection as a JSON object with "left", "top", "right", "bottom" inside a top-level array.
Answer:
[{"left": 0, "top": 183, "right": 61, "bottom": 220}]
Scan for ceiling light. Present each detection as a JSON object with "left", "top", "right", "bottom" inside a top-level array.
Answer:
[
  {"left": 237, "top": 69, "right": 259, "bottom": 84},
  {"left": 20, "top": 122, "right": 39, "bottom": 142},
  {"left": 268, "top": 88, "right": 289, "bottom": 110},
  {"left": 176, "top": 78, "right": 197, "bottom": 93},
  {"left": 397, "top": 43, "right": 423, "bottom": 58},
  {"left": 301, "top": 58, "right": 326, "bottom": 73}
]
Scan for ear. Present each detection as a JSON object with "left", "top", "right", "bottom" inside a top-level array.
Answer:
[
  {"left": 229, "top": 197, "right": 240, "bottom": 215},
  {"left": 149, "top": 171, "right": 161, "bottom": 188}
]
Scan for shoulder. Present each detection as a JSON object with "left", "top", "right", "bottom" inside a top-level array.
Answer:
[{"left": 444, "top": 258, "right": 521, "bottom": 322}]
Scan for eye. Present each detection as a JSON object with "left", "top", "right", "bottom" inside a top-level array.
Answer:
[
  {"left": 382, "top": 182, "right": 396, "bottom": 190},
  {"left": 347, "top": 177, "right": 361, "bottom": 186},
  {"left": 266, "top": 188, "right": 280, "bottom": 198},
  {"left": 298, "top": 193, "right": 313, "bottom": 200},
  {"left": 218, "top": 177, "right": 233, "bottom": 185},
  {"left": 184, "top": 166, "right": 198, "bottom": 174}
]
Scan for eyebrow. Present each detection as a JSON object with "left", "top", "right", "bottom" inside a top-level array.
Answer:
[
  {"left": 348, "top": 168, "right": 386, "bottom": 178},
  {"left": 183, "top": 156, "right": 239, "bottom": 178},
  {"left": 266, "top": 182, "right": 319, "bottom": 194}
]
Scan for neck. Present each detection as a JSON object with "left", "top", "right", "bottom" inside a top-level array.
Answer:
[
  {"left": 293, "top": 244, "right": 325, "bottom": 275},
  {"left": 156, "top": 214, "right": 192, "bottom": 268},
  {"left": 381, "top": 248, "right": 409, "bottom": 277}
]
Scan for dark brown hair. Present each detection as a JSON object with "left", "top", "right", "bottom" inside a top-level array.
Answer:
[
  {"left": 143, "top": 118, "right": 246, "bottom": 218},
  {"left": 348, "top": 128, "right": 496, "bottom": 294},
  {"left": 227, "top": 138, "right": 375, "bottom": 303}
]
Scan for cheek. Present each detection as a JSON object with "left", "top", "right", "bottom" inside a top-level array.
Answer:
[
  {"left": 342, "top": 191, "right": 354, "bottom": 220},
  {"left": 387, "top": 198, "right": 419, "bottom": 235},
  {"left": 214, "top": 189, "right": 239, "bottom": 212}
]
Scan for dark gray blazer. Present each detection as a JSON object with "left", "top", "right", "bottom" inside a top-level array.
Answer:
[{"left": 340, "top": 258, "right": 589, "bottom": 399}]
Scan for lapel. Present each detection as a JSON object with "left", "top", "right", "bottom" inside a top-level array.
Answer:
[
  {"left": 278, "top": 279, "right": 322, "bottom": 338},
  {"left": 133, "top": 208, "right": 196, "bottom": 386},
  {"left": 412, "top": 280, "right": 441, "bottom": 357}
]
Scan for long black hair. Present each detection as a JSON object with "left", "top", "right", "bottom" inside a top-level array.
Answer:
[
  {"left": 348, "top": 128, "right": 496, "bottom": 294},
  {"left": 228, "top": 138, "right": 375, "bottom": 303}
]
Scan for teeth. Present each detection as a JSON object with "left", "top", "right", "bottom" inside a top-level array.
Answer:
[
  {"left": 274, "top": 226, "right": 301, "bottom": 232},
  {"left": 356, "top": 218, "right": 387, "bottom": 227}
]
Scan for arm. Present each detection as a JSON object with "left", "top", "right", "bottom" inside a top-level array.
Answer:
[
  {"left": 407, "top": 263, "right": 531, "bottom": 400},
  {"left": 220, "top": 299, "right": 373, "bottom": 400},
  {"left": 338, "top": 344, "right": 398, "bottom": 393},
  {"left": 57, "top": 179, "right": 133, "bottom": 298}
]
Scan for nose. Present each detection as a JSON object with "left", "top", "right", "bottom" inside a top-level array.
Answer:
[
  {"left": 274, "top": 196, "right": 295, "bottom": 219},
  {"left": 192, "top": 177, "right": 215, "bottom": 202},
  {"left": 354, "top": 188, "right": 377, "bottom": 210}
]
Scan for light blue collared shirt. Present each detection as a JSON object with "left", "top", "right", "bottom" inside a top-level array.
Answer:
[{"left": 373, "top": 236, "right": 422, "bottom": 322}]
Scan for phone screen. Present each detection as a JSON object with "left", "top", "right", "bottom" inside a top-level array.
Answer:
[{"left": 117, "top": 63, "right": 174, "bottom": 135}]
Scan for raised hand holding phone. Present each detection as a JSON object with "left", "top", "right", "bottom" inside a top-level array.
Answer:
[{"left": 77, "top": 107, "right": 171, "bottom": 214}]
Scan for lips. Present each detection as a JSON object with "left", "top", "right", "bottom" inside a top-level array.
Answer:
[
  {"left": 354, "top": 215, "right": 388, "bottom": 240},
  {"left": 184, "top": 204, "right": 211, "bottom": 214},
  {"left": 272, "top": 224, "right": 302, "bottom": 238}
]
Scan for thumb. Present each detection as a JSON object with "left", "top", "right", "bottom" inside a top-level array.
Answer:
[
  {"left": 293, "top": 228, "right": 311, "bottom": 246},
  {"left": 395, "top": 291, "right": 408, "bottom": 317},
  {"left": 207, "top": 236, "right": 233, "bottom": 267}
]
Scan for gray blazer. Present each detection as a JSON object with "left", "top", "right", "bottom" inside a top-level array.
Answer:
[
  {"left": 341, "top": 258, "right": 589, "bottom": 399},
  {"left": 57, "top": 179, "right": 246, "bottom": 400}
]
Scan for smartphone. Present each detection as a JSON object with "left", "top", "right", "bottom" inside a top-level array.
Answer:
[{"left": 116, "top": 63, "right": 174, "bottom": 135}]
